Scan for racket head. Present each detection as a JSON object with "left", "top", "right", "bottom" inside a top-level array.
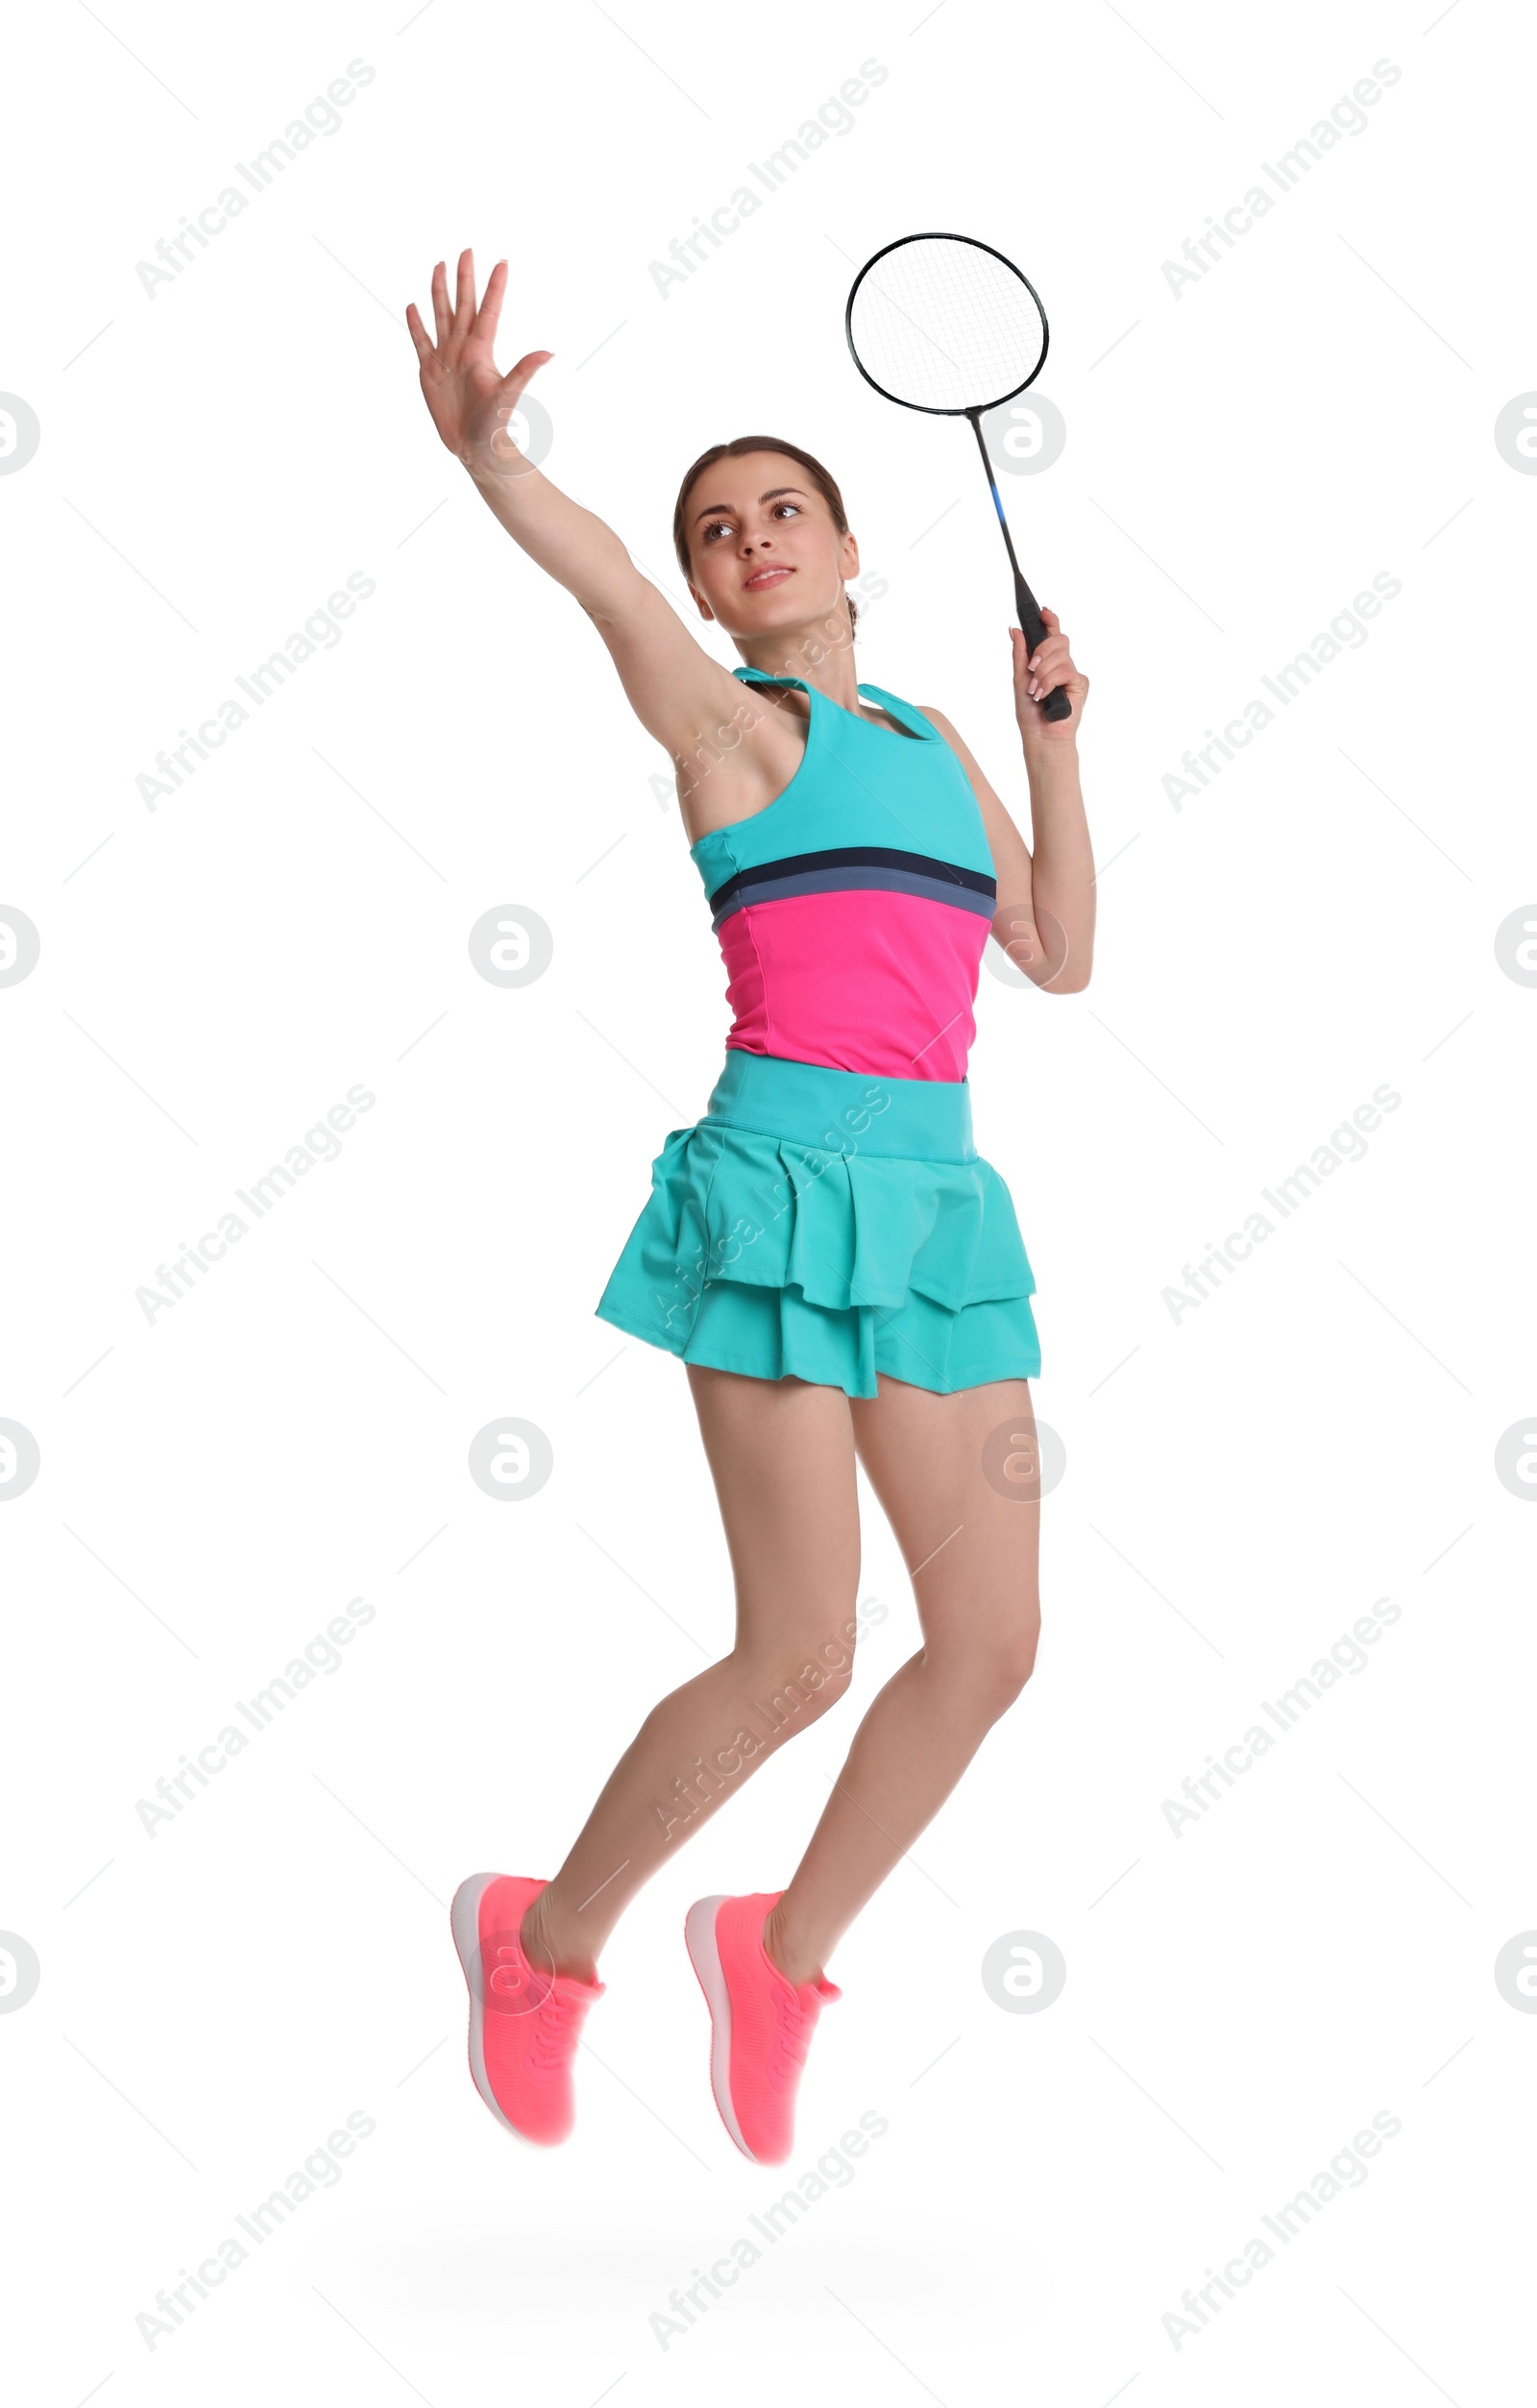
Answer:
[{"left": 844, "top": 231, "right": 1050, "bottom": 417}]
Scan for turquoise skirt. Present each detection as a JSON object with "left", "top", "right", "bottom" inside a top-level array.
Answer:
[{"left": 594, "top": 1050, "right": 1039, "bottom": 1399}]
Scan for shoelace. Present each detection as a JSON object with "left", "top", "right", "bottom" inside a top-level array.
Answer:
[
  {"left": 528, "top": 1981, "right": 587, "bottom": 2075},
  {"left": 768, "top": 1978, "right": 816, "bottom": 2082}
]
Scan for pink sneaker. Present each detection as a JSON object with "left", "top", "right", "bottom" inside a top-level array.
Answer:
[
  {"left": 451, "top": 1873, "right": 603, "bottom": 2146},
  {"left": 684, "top": 1891, "right": 841, "bottom": 2163}
]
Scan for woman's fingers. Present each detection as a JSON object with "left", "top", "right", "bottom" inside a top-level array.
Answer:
[
  {"left": 453, "top": 247, "right": 477, "bottom": 341},
  {"left": 429, "top": 258, "right": 453, "bottom": 349},
  {"left": 470, "top": 256, "right": 508, "bottom": 352},
  {"left": 1012, "top": 610, "right": 1087, "bottom": 725},
  {"left": 1012, "top": 625, "right": 1050, "bottom": 697},
  {"left": 1027, "top": 642, "right": 1072, "bottom": 696},
  {"left": 1011, "top": 618, "right": 1081, "bottom": 705},
  {"left": 403, "top": 300, "right": 433, "bottom": 362},
  {"left": 500, "top": 348, "right": 553, "bottom": 396},
  {"left": 414, "top": 253, "right": 496, "bottom": 360},
  {"left": 423, "top": 249, "right": 508, "bottom": 365}
]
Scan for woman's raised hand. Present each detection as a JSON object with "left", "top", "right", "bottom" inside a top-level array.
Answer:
[
  {"left": 405, "top": 250, "right": 550, "bottom": 474},
  {"left": 1011, "top": 608, "right": 1088, "bottom": 743}
]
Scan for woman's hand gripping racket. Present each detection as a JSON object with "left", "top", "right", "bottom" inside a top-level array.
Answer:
[{"left": 844, "top": 232, "right": 1073, "bottom": 723}]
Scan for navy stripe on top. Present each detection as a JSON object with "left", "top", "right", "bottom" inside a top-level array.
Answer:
[{"left": 707, "top": 843, "right": 997, "bottom": 930}]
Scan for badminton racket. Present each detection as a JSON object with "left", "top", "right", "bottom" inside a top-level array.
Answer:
[{"left": 845, "top": 231, "right": 1072, "bottom": 722}]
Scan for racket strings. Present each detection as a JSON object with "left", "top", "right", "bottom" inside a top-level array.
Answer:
[{"left": 848, "top": 237, "right": 1045, "bottom": 411}]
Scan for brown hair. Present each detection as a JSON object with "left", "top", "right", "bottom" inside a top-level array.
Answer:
[{"left": 672, "top": 435, "right": 860, "bottom": 637}]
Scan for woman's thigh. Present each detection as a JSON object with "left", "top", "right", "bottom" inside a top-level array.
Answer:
[
  {"left": 685, "top": 1364, "right": 862, "bottom": 1652},
  {"left": 849, "top": 1374, "right": 1040, "bottom": 1672}
]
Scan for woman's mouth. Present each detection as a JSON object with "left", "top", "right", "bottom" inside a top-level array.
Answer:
[{"left": 743, "top": 566, "right": 794, "bottom": 591}]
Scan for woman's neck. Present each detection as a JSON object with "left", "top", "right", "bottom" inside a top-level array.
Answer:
[{"left": 737, "top": 608, "right": 861, "bottom": 711}]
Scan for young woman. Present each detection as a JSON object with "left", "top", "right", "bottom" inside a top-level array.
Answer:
[{"left": 407, "top": 252, "right": 1094, "bottom": 2166}]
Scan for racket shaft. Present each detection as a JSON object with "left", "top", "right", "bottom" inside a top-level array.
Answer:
[{"left": 968, "top": 411, "right": 1072, "bottom": 723}]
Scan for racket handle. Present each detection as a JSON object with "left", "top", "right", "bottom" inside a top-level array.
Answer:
[{"left": 1014, "top": 574, "right": 1073, "bottom": 723}]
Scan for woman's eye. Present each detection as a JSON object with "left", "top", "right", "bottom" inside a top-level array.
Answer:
[{"left": 701, "top": 502, "right": 796, "bottom": 544}]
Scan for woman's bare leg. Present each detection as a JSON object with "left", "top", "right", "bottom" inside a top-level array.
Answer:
[
  {"left": 521, "top": 1363, "right": 862, "bottom": 1982},
  {"left": 763, "top": 1374, "right": 1040, "bottom": 1987}
]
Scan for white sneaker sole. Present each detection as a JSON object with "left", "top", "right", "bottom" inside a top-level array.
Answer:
[
  {"left": 451, "top": 1870, "right": 532, "bottom": 2145},
  {"left": 684, "top": 1894, "right": 756, "bottom": 2161}
]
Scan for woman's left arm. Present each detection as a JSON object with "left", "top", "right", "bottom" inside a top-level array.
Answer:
[{"left": 921, "top": 607, "right": 1094, "bottom": 993}]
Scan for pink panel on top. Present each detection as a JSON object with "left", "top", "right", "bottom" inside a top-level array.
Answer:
[{"left": 717, "top": 889, "right": 988, "bottom": 1083}]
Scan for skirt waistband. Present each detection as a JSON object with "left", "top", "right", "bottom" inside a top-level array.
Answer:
[{"left": 701, "top": 1047, "right": 977, "bottom": 1164}]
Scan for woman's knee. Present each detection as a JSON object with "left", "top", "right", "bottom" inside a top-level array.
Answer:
[
  {"left": 736, "top": 1623, "right": 857, "bottom": 1735},
  {"left": 929, "top": 1609, "right": 1040, "bottom": 1720}
]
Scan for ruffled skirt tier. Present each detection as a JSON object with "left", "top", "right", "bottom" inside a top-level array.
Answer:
[{"left": 595, "top": 1049, "right": 1039, "bottom": 1400}]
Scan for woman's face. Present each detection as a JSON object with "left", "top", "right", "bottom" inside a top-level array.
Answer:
[{"left": 682, "top": 450, "right": 858, "bottom": 642}]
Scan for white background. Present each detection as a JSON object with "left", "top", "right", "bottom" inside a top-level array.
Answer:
[{"left": 3, "top": 0, "right": 1533, "bottom": 2400}]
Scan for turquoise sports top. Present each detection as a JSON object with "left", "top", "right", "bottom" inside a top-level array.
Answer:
[{"left": 687, "top": 668, "right": 999, "bottom": 1082}]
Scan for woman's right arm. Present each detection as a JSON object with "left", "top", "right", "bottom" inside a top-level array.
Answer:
[{"left": 405, "top": 252, "right": 745, "bottom": 770}]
